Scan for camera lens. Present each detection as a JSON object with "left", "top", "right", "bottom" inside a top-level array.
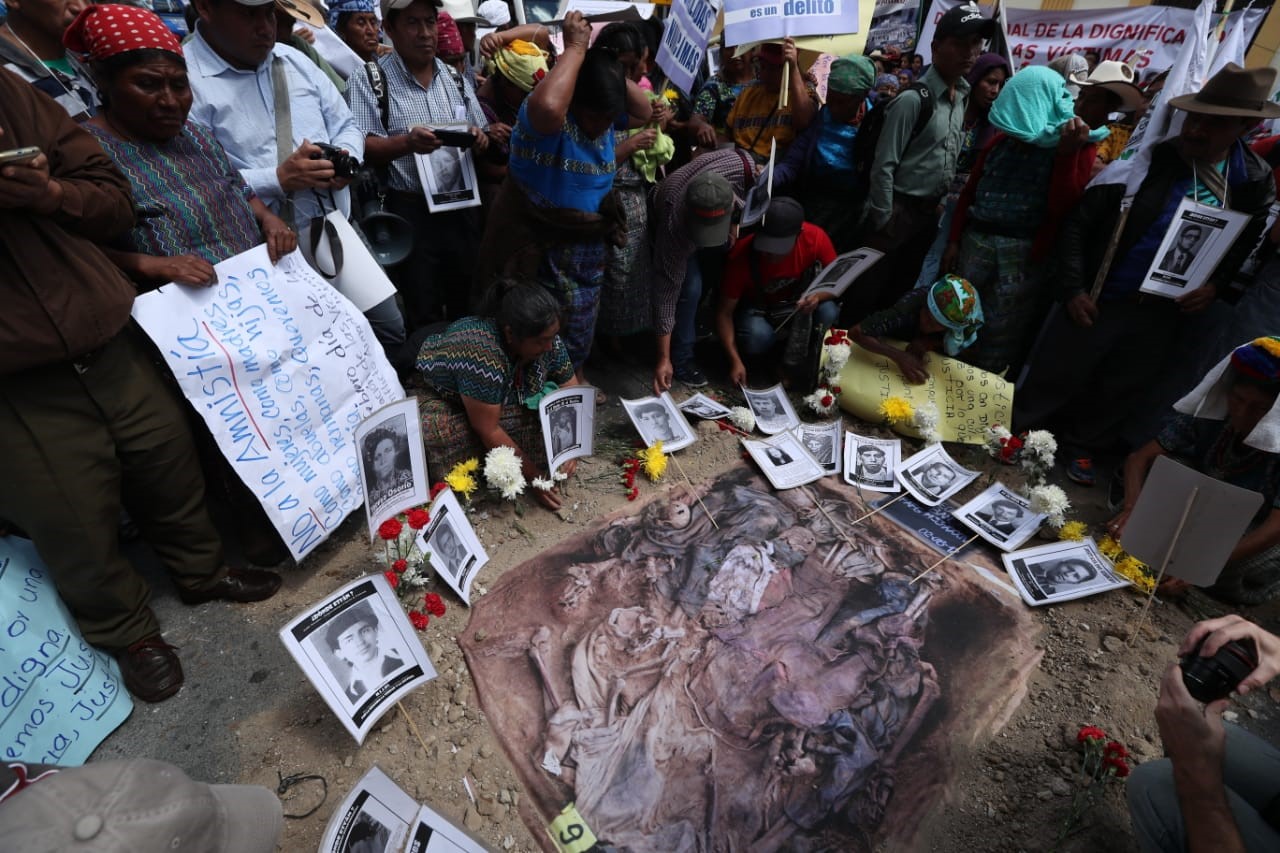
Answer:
[{"left": 1180, "top": 637, "right": 1258, "bottom": 703}]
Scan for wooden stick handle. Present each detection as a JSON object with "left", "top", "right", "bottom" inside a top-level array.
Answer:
[
  {"left": 399, "top": 701, "right": 433, "bottom": 755},
  {"left": 849, "top": 492, "right": 906, "bottom": 525},
  {"left": 1128, "top": 487, "right": 1199, "bottom": 646},
  {"left": 910, "top": 535, "right": 980, "bottom": 584},
  {"left": 673, "top": 454, "right": 719, "bottom": 530}
]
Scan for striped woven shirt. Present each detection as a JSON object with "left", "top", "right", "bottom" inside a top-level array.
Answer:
[
  {"left": 416, "top": 316, "right": 573, "bottom": 406},
  {"left": 86, "top": 122, "right": 260, "bottom": 265}
]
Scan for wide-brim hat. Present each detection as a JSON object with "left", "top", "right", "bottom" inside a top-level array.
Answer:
[
  {"left": 1168, "top": 63, "right": 1280, "bottom": 119},
  {"left": 276, "top": 0, "right": 326, "bottom": 27},
  {"left": 1072, "top": 60, "right": 1143, "bottom": 112}
]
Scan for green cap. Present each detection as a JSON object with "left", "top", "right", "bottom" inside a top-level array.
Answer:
[{"left": 829, "top": 56, "right": 876, "bottom": 95}]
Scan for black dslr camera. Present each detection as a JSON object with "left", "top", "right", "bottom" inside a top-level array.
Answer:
[
  {"left": 1181, "top": 636, "right": 1259, "bottom": 703},
  {"left": 310, "top": 142, "right": 360, "bottom": 179}
]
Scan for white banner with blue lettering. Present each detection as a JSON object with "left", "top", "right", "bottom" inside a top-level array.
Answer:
[
  {"left": 656, "top": 0, "right": 720, "bottom": 95},
  {"left": 132, "top": 246, "right": 405, "bottom": 561},
  {"left": 0, "top": 537, "right": 133, "bottom": 766},
  {"left": 722, "top": 0, "right": 861, "bottom": 48}
]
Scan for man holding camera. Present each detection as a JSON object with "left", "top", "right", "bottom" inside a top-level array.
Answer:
[
  {"left": 1129, "top": 614, "right": 1280, "bottom": 851},
  {"left": 347, "top": 0, "right": 490, "bottom": 328},
  {"left": 185, "top": 0, "right": 404, "bottom": 348}
]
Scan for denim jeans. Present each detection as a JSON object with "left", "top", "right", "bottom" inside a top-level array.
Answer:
[
  {"left": 671, "top": 254, "right": 703, "bottom": 368},
  {"left": 736, "top": 300, "right": 839, "bottom": 355}
]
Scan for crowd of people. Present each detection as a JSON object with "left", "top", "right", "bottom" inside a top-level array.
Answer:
[{"left": 4, "top": 0, "right": 1280, "bottom": 845}]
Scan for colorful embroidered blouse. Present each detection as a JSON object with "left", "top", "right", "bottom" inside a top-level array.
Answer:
[
  {"left": 416, "top": 316, "right": 574, "bottom": 406},
  {"left": 507, "top": 100, "right": 617, "bottom": 213},
  {"left": 86, "top": 121, "right": 260, "bottom": 264}
]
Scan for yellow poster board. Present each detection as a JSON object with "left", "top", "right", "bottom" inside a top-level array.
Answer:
[{"left": 834, "top": 343, "right": 1014, "bottom": 445}]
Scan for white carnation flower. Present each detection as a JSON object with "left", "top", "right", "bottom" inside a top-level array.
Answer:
[
  {"left": 531, "top": 477, "right": 555, "bottom": 491},
  {"left": 728, "top": 406, "right": 756, "bottom": 432},
  {"left": 1027, "top": 484, "right": 1071, "bottom": 529},
  {"left": 484, "top": 446, "right": 527, "bottom": 501}
]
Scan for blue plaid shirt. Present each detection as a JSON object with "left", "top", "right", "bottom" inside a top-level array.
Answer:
[{"left": 347, "top": 53, "right": 487, "bottom": 192}]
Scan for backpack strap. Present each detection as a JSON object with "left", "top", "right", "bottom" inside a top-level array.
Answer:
[{"left": 903, "top": 82, "right": 935, "bottom": 150}]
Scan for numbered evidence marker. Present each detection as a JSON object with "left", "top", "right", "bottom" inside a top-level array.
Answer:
[
  {"left": 319, "top": 765, "right": 486, "bottom": 852},
  {"left": 548, "top": 803, "right": 598, "bottom": 853},
  {"left": 280, "top": 574, "right": 436, "bottom": 744},
  {"left": 355, "top": 396, "right": 429, "bottom": 542}
]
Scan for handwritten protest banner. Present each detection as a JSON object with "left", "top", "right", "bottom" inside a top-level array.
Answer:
[
  {"left": 133, "top": 247, "right": 404, "bottom": 561},
  {"left": 722, "top": 0, "right": 860, "bottom": 48},
  {"left": 916, "top": 0, "right": 1264, "bottom": 74},
  {"left": 834, "top": 342, "right": 1012, "bottom": 445},
  {"left": 656, "top": 0, "right": 719, "bottom": 95},
  {"left": 0, "top": 537, "right": 132, "bottom": 766}
]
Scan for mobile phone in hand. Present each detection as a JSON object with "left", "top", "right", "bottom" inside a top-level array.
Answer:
[{"left": 0, "top": 147, "right": 41, "bottom": 166}]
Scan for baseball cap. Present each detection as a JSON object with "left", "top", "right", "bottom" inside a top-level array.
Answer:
[
  {"left": 753, "top": 197, "right": 804, "bottom": 255},
  {"left": 381, "top": 0, "right": 439, "bottom": 16},
  {"left": 476, "top": 0, "right": 510, "bottom": 26},
  {"left": 935, "top": 2, "right": 995, "bottom": 41},
  {"left": 0, "top": 759, "right": 283, "bottom": 853},
  {"left": 686, "top": 172, "right": 734, "bottom": 248}
]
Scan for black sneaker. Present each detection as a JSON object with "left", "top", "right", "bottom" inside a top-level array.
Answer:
[
  {"left": 1107, "top": 470, "right": 1125, "bottom": 512},
  {"left": 674, "top": 363, "right": 709, "bottom": 388}
]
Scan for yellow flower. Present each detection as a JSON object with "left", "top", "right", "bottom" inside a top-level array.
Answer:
[
  {"left": 1114, "top": 556, "right": 1155, "bottom": 594},
  {"left": 1098, "top": 535, "right": 1124, "bottom": 560},
  {"left": 640, "top": 441, "right": 667, "bottom": 482},
  {"left": 663, "top": 87, "right": 680, "bottom": 103},
  {"left": 1057, "top": 521, "right": 1088, "bottom": 541},
  {"left": 445, "top": 461, "right": 479, "bottom": 500},
  {"left": 879, "top": 396, "right": 914, "bottom": 425}
]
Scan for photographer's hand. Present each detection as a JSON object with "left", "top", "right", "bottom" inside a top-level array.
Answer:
[
  {"left": 1180, "top": 615, "right": 1280, "bottom": 696},
  {"left": 277, "top": 140, "right": 337, "bottom": 192}
]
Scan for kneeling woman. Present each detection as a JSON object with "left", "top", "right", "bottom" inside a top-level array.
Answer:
[
  {"left": 849, "top": 275, "right": 985, "bottom": 384},
  {"left": 416, "top": 280, "right": 578, "bottom": 510},
  {"left": 1112, "top": 337, "right": 1280, "bottom": 604}
]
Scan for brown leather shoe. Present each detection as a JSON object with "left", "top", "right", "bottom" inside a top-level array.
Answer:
[
  {"left": 117, "top": 637, "right": 183, "bottom": 703},
  {"left": 178, "top": 567, "right": 283, "bottom": 605}
]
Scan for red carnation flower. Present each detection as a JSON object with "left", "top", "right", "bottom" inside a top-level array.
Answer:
[
  {"left": 384, "top": 570, "right": 399, "bottom": 589},
  {"left": 392, "top": 559, "right": 408, "bottom": 573},
  {"left": 1103, "top": 756, "right": 1130, "bottom": 778},
  {"left": 424, "top": 592, "right": 446, "bottom": 617},
  {"left": 830, "top": 385, "right": 842, "bottom": 394},
  {"left": 1077, "top": 725, "right": 1107, "bottom": 743},
  {"left": 378, "top": 518, "right": 403, "bottom": 540},
  {"left": 1104, "top": 741, "right": 1128, "bottom": 759},
  {"left": 627, "top": 487, "right": 639, "bottom": 501},
  {"left": 409, "top": 610, "right": 429, "bottom": 630},
  {"left": 429, "top": 482, "right": 448, "bottom": 500},
  {"left": 821, "top": 395, "right": 834, "bottom": 407},
  {"left": 406, "top": 508, "right": 430, "bottom": 530}
]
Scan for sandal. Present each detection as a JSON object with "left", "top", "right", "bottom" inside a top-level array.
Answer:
[{"left": 1066, "top": 456, "right": 1095, "bottom": 487}]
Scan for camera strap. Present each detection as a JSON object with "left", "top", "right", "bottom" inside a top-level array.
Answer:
[{"left": 271, "top": 56, "right": 297, "bottom": 228}]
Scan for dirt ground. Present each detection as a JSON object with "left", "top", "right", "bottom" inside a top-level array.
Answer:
[{"left": 95, "top": 350, "right": 1280, "bottom": 852}]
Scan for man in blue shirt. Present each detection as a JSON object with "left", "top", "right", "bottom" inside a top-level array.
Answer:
[
  {"left": 347, "top": 0, "right": 490, "bottom": 327},
  {"left": 186, "top": 0, "right": 405, "bottom": 348}
]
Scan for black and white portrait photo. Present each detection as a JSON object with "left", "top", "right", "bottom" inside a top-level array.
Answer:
[
  {"left": 321, "top": 602, "right": 405, "bottom": 705},
  {"left": 428, "top": 518, "right": 468, "bottom": 577},
  {"left": 361, "top": 417, "right": 413, "bottom": 512},
  {"left": 679, "top": 393, "right": 731, "bottom": 420},
  {"left": 800, "top": 433, "right": 832, "bottom": 465},
  {"left": 843, "top": 433, "right": 901, "bottom": 493},
  {"left": 897, "top": 445, "right": 978, "bottom": 507},
  {"left": 355, "top": 399, "right": 430, "bottom": 541},
  {"left": 765, "top": 446, "right": 793, "bottom": 466},
  {"left": 1003, "top": 540, "right": 1128, "bottom": 607},
  {"left": 801, "top": 248, "right": 884, "bottom": 300},
  {"left": 415, "top": 137, "right": 480, "bottom": 213},
  {"left": 954, "top": 483, "right": 1045, "bottom": 552},
  {"left": 622, "top": 393, "right": 695, "bottom": 452},
  {"left": 550, "top": 407, "right": 577, "bottom": 458},
  {"left": 854, "top": 445, "right": 893, "bottom": 485},
  {"left": 342, "top": 812, "right": 391, "bottom": 853},
  {"left": 1158, "top": 223, "right": 1203, "bottom": 275},
  {"left": 743, "top": 384, "right": 799, "bottom": 435}
]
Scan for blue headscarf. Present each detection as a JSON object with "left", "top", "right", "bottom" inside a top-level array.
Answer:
[
  {"left": 328, "top": 0, "right": 375, "bottom": 29},
  {"left": 988, "top": 66, "right": 1110, "bottom": 149}
]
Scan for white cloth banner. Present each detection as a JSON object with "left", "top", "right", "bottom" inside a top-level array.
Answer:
[
  {"left": 866, "top": 0, "right": 920, "bottom": 52},
  {"left": 722, "top": 0, "right": 861, "bottom": 48},
  {"left": 917, "top": 0, "right": 1263, "bottom": 77},
  {"left": 656, "top": 0, "right": 720, "bottom": 95},
  {"left": 132, "top": 246, "right": 405, "bottom": 561}
]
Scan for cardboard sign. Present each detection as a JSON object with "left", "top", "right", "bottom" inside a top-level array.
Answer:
[
  {"left": 655, "top": 0, "right": 719, "bottom": 95},
  {"left": 1121, "top": 455, "right": 1263, "bottom": 586},
  {"left": 133, "top": 247, "right": 404, "bottom": 560},
  {"left": 722, "top": 0, "right": 861, "bottom": 47},
  {"left": 0, "top": 537, "right": 132, "bottom": 766}
]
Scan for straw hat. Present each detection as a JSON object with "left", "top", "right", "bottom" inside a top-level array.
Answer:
[{"left": 1073, "top": 60, "right": 1143, "bottom": 112}]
